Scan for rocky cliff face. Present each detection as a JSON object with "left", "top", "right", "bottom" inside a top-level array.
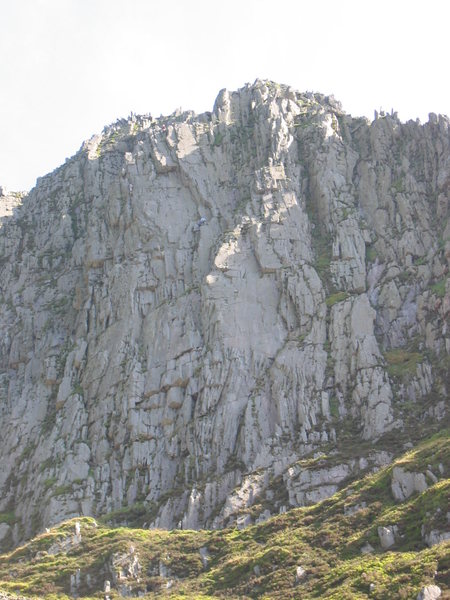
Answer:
[{"left": 0, "top": 81, "right": 449, "bottom": 550}]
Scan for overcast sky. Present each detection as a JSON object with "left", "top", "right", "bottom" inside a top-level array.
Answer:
[{"left": 1, "top": 0, "right": 449, "bottom": 191}]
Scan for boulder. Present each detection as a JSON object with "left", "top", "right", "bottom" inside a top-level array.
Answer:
[
  {"left": 417, "top": 585, "right": 441, "bottom": 600},
  {"left": 378, "top": 525, "right": 397, "bottom": 549},
  {"left": 391, "top": 467, "right": 428, "bottom": 501}
]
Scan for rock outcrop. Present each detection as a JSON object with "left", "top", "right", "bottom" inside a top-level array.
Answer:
[
  {"left": 417, "top": 585, "right": 442, "bottom": 600},
  {"left": 0, "top": 80, "right": 449, "bottom": 548},
  {"left": 378, "top": 524, "right": 398, "bottom": 549},
  {"left": 391, "top": 466, "right": 429, "bottom": 501},
  {"left": 0, "top": 187, "right": 24, "bottom": 219}
]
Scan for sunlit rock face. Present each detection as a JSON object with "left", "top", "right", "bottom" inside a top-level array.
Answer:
[{"left": 0, "top": 80, "right": 448, "bottom": 547}]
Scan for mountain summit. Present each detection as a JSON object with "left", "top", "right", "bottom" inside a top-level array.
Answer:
[{"left": 0, "top": 81, "right": 448, "bottom": 557}]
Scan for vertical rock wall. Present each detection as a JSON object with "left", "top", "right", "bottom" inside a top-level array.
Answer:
[{"left": 0, "top": 81, "right": 448, "bottom": 547}]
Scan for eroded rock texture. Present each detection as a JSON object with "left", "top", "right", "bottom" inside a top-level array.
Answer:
[{"left": 0, "top": 81, "right": 449, "bottom": 547}]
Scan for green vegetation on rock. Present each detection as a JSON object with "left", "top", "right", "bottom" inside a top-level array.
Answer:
[
  {"left": 384, "top": 349, "right": 423, "bottom": 378},
  {"left": 0, "top": 512, "right": 16, "bottom": 526},
  {"left": 213, "top": 131, "right": 224, "bottom": 147},
  {"left": 0, "top": 432, "right": 447, "bottom": 599},
  {"left": 325, "top": 291, "right": 349, "bottom": 307},
  {"left": 430, "top": 278, "right": 446, "bottom": 298},
  {"left": 366, "top": 245, "right": 377, "bottom": 263}
]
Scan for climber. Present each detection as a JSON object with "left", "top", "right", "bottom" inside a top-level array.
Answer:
[{"left": 197, "top": 216, "right": 207, "bottom": 227}]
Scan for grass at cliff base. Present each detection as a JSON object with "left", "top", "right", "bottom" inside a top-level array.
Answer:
[{"left": 0, "top": 430, "right": 448, "bottom": 599}]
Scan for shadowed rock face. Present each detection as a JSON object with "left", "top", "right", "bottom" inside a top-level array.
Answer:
[{"left": 0, "top": 80, "right": 448, "bottom": 547}]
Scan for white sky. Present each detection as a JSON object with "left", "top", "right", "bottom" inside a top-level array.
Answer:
[{"left": 1, "top": 0, "right": 449, "bottom": 191}]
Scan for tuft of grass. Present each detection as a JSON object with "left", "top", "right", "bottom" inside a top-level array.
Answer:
[
  {"left": 213, "top": 132, "right": 224, "bottom": 147},
  {"left": 392, "top": 177, "right": 405, "bottom": 193},
  {"left": 52, "top": 485, "right": 72, "bottom": 497},
  {"left": 316, "top": 253, "right": 331, "bottom": 273},
  {"left": 366, "top": 245, "right": 378, "bottom": 263},
  {"left": 329, "top": 397, "right": 340, "bottom": 419},
  {"left": 384, "top": 349, "right": 423, "bottom": 378},
  {"left": 43, "top": 477, "right": 57, "bottom": 491},
  {"left": 0, "top": 512, "right": 16, "bottom": 526},
  {"left": 325, "top": 291, "right": 349, "bottom": 307},
  {"left": 99, "top": 502, "right": 152, "bottom": 528},
  {"left": 430, "top": 278, "right": 446, "bottom": 298}
]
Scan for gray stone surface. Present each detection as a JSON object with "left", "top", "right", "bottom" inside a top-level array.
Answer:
[
  {"left": 295, "top": 565, "right": 306, "bottom": 582},
  {"left": 378, "top": 525, "right": 397, "bottom": 549},
  {"left": 417, "top": 585, "right": 442, "bottom": 600},
  {"left": 391, "top": 467, "right": 428, "bottom": 501},
  {"left": 0, "top": 523, "right": 10, "bottom": 543},
  {"left": 424, "top": 529, "right": 450, "bottom": 547},
  {"left": 0, "top": 80, "right": 448, "bottom": 548},
  {"left": 360, "top": 542, "right": 374, "bottom": 554}
]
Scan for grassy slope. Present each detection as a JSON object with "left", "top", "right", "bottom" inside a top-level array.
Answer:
[{"left": 0, "top": 431, "right": 448, "bottom": 600}]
